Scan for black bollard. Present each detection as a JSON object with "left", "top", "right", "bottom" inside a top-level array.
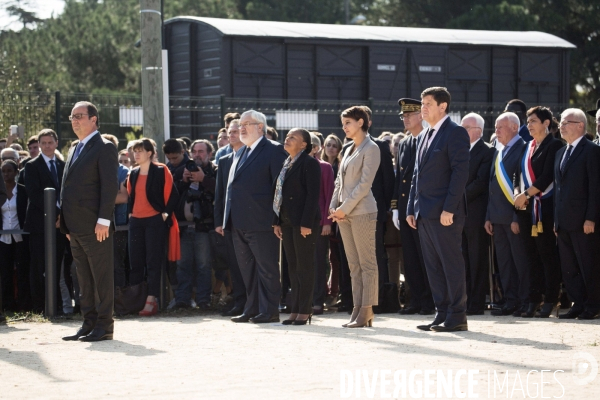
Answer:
[{"left": 44, "top": 188, "right": 57, "bottom": 318}]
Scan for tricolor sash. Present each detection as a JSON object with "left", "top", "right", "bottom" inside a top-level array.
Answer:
[
  {"left": 520, "top": 140, "right": 553, "bottom": 236},
  {"left": 495, "top": 151, "right": 514, "bottom": 205}
]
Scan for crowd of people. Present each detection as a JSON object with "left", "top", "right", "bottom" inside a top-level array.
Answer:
[{"left": 1, "top": 89, "right": 599, "bottom": 336}]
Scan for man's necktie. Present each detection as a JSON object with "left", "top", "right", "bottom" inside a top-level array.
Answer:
[
  {"left": 236, "top": 147, "right": 249, "bottom": 171},
  {"left": 502, "top": 145, "right": 509, "bottom": 158},
  {"left": 71, "top": 142, "right": 84, "bottom": 165},
  {"left": 419, "top": 129, "right": 434, "bottom": 164},
  {"left": 49, "top": 159, "right": 59, "bottom": 188},
  {"left": 560, "top": 145, "right": 572, "bottom": 174}
]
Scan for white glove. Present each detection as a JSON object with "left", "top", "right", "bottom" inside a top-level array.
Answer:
[{"left": 392, "top": 209, "right": 400, "bottom": 230}]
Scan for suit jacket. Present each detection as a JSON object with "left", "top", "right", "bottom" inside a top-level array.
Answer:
[
  {"left": 127, "top": 162, "right": 179, "bottom": 221},
  {"left": 554, "top": 137, "right": 600, "bottom": 231},
  {"left": 214, "top": 151, "right": 234, "bottom": 229},
  {"left": 392, "top": 132, "right": 420, "bottom": 220},
  {"left": 0, "top": 184, "right": 27, "bottom": 231},
  {"left": 24, "top": 155, "right": 65, "bottom": 234},
  {"left": 272, "top": 152, "right": 322, "bottom": 228},
  {"left": 60, "top": 133, "right": 118, "bottom": 235},
  {"left": 464, "top": 139, "right": 495, "bottom": 228},
  {"left": 485, "top": 137, "right": 527, "bottom": 225},
  {"left": 224, "top": 137, "right": 287, "bottom": 231},
  {"left": 407, "top": 118, "right": 470, "bottom": 220},
  {"left": 342, "top": 134, "right": 394, "bottom": 221},
  {"left": 331, "top": 136, "right": 380, "bottom": 216}
]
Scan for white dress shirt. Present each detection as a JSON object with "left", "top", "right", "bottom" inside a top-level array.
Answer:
[
  {"left": 1, "top": 186, "right": 23, "bottom": 244},
  {"left": 419, "top": 115, "right": 449, "bottom": 160},
  {"left": 560, "top": 135, "right": 584, "bottom": 165}
]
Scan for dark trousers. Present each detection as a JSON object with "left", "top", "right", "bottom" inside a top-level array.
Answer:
[
  {"left": 492, "top": 223, "right": 530, "bottom": 308},
  {"left": 336, "top": 226, "right": 353, "bottom": 307},
  {"left": 375, "top": 220, "right": 389, "bottom": 287},
  {"left": 328, "top": 228, "right": 340, "bottom": 296},
  {"left": 232, "top": 228, "right": 281, "bottom": 316},
  {"left": 281, "top": 247, "right": 290, "bottom": 302},
  {"left": 129, "top": 215, "right": 167, "bottom": 297},
  {"left": 113, "top": 230, "right": 129, "bottom": 288},
  {"left": 70, "top": 232, "right": 114, "bottom": 332},
  {"left": 224, "top": 230, "right": 246, "bottom": 309},
  {"left": 518, "top": 213, "right": 562, "bottom": 304},
  {"left": 399, "top": 218, "right": 434, "bottom": 310},
  {"left": 462, "top": 227, "right": 490, "bottom": 312},
  {"left": 29, "top": 231, "right": 68, "bottom": 313},
  {"left": 282, "top": 221, "right": 318, "bottom": 314},
  {"left": 313, "top": 228, "right": 330, "bottom": 308},
  {"left": 418, "top": 217, "right": 467, "bottom": 326},
  {"left": 557, "top": 229, "right": 600, "bottom": 312},
  {"left": 0, "top": 241, "right": 18, "bottom": 311}
]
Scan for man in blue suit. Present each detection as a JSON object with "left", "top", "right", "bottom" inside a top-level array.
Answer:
[
  {"left": 225, "top": 110, "right": 287, "bottom": 323},
  {"left": 407, "top": 87, "right": 470, "bottom": 332}
]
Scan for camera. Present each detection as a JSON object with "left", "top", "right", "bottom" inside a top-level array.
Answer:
[{"left": 185, "top": 159, "right": 199, "bottom": 172}]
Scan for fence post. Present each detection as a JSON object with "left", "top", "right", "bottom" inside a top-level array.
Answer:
[
  {"left": 44, "top": 188, "right": 57, "bottom": 318},
  {"left": 55, "top": 91, "right": 61, "bottom": 142},
  {"left": 220, "top": 94, "right": 226, "bottom": 125}
]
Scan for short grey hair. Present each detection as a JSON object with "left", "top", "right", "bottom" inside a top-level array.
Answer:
[
  {"left": 1, "top": 148, "right": 19, "bottom": 161},
  {"left": 309, "top": 132, "right": 321, "bottom": 148},
  {"left": 241, "top": 110, "right": 268, "bottom": 135},
  {"left": 497, "top": 112, "right": 520, "bottom": 129},
  {"left": 462, "top": 112, "right": 485, "bottom": 132},
  {"left": 562, "top": 108, "right": 588, "bottom": 131}
]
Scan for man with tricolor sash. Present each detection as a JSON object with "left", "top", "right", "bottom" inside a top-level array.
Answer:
[{"left": 484, "top": 113, "right": 529, "bottom": 317}]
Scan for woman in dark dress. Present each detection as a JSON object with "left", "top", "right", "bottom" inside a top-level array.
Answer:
[
  {"left": 273, "top": 128, "right": 321, "bottom": 325},
  {"left": 514, "top": 106, "right": 565, "bottom": 318}
]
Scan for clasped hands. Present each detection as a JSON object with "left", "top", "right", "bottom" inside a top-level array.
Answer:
[{"left": 513, "top": 192, "right": 529, "bottom": 210}]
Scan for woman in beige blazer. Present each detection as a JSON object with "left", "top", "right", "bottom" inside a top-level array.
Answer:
[{"left": 329, "top": 106, "right": 381, "bottom": 328}]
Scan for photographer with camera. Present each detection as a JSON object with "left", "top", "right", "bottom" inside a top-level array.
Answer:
[{"left": 174, "top": 140, "right": 218, "bottom": 309}]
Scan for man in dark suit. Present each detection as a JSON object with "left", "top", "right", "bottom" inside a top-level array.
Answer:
[
  {"left": 554, "top": 108, "right": 600, "bottom": 320},
  {"left": 24, "top": 129, "right": 70, "bottom": 314},
  {"left": 460, "top": 113, "right": 495, "bottom": 315},
  {"left": 214, "top": 119, "right": 247, "bottom": 317},
  {"left": 225, "top": 110, "right": 287, "bottom": 323},
  {"left": 391, "top": 98, "right": 434, "bottom": 315},
  {"left": 407, "top": 87, "right": 470, "bottom": 332},
  {"left": 484, "top": 113, "right": 529, "bottom": 317},
  {"left": 61, "top": 101, "right": 118, "bottom": 342}
]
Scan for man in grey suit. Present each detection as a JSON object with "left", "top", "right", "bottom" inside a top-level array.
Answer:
[
  {"left": 60, "top": 101, "right": 118, "bottom": 342},
  {"left": 225, "top": 110, "right": 287, "bottom": 323},
  {"left": 484, "top": 112, "right": 529, "bottom": 317},
  {"left": 406, "top": 87, "right": 470, "bottom": 332}
]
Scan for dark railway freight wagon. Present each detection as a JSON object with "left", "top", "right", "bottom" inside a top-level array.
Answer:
[{"left": 164, "top": 17, "right": 575, "bottom": 139}]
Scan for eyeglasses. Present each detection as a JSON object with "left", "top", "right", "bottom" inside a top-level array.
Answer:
[
  {"left": 559, "top": 120, "right": 582, "bottom": 126},
  {"left": 69, "top": 113, "right": 89, "bottom": 121},
  {"left": 239, "top": 122, "right": 260, "bottom": 128}
]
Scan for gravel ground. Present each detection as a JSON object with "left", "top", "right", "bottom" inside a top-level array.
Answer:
[{"left": 0, "top": 311, "right": 598, "bottom": 399}]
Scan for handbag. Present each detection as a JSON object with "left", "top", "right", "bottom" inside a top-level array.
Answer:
[
  {"left": 209, "top": 230, "right": 229, "bottom": 272},
  {"left": 114, "top": 281, "right": 148, "bottom": 316}
]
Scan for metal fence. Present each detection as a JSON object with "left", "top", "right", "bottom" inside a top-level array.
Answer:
[{"left": 1, "top": 91, "right": 576, "bottom": 149}]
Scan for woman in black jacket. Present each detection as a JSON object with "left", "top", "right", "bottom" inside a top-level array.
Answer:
[
  {"left": 127, "top": 139, "right": 179, "bottom": 316},
  {"left": 514, "top": 106, "right": 565, "bottom": 318},
  {"left": 273, "top": 128, "right": 321, "bottom": 325}
]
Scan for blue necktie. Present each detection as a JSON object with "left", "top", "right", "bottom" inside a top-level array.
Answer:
[
  {"left": 560, "top": 145, "right": 572, "bottom": 174},
  {"left": 49, "top": 159, "right": 59, "bottom": 187},
  {"left": 71, "top": 142, "right": 84, "bottom": 165},
  {"left": 236, "top": 147, "right": 249, "bottom": 171}
]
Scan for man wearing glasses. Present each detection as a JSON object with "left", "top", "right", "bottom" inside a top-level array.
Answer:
[
  {"left": 61, "top": 101, "right": 118, "bottom": 341},
  {"left": 391, "top": 98, "right": 434, "bottom": 316},
  {"left": 553, "top": 108, "right": 600, "bottom": 320}
]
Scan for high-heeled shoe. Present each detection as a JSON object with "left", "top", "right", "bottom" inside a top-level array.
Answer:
[
  {"left": 521, "top": 302, "right": 542, "bottom": 318},
  {"left": 292, "top": 314, "right": 312, "bottom": 325},
  {"left": 282, "top": 313, "right": 298, "bottom": 325},
  {"left": 342, "top": 307, "right": 360, "bottom": 327},
  {"left": 139, "top": 300, "right": 158, "bottom": 316},
  {"left": 347, "top": 306, "right": 374, "bottom": 328},
  {"left": 535, "top": 302, "right": 559, "bottom": 318}
]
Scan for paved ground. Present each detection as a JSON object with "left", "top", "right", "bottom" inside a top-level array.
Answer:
[{"left": 0, "top": 311, "right": 598, "bottom": 399}]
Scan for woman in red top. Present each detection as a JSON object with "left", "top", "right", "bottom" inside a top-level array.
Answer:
[{"left": 127, "top": 139, "right": 179, "bottom": 316}]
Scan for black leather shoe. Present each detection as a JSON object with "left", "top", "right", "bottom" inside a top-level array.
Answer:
[
  {"left": 417, "top": 316, "right": 445, "bottom": 331},
  {"left": 419, "top": 308, "right": 435, "bottom": 316},
  {"left": 512, "top": 305, "right": 527, "bottom": 317},
  {"left": 399, "top": 306, "right": 421, "bottom": 315},
  {"left": 62, "top": 327, "right": 93, "bottom": 341},
  {"left": 79, "top": 329, "right": 113, "bottom": 342},
  {"left": 535, "top": 303, "right": 558, "bottom": 318},
  {"left": 221, "top": 306, "right": 244, "bottom": 317},
  {"left": 231, "top": 313, "right": 256, "bottom": 323},
  {"left": 558, "top": 308, "right": 583, "bottom": 319},
  {"left": 250, "top": 313, "right": 280, "bottom": 323},
  {"left": 0, "top": 314, "right": 6, "bottom": 323},
  {"left": 431, "top": 323, "right": 468, "bottom": 332},
  {"left": 466, "top": 309, "right": 484, "bottom": 316},
  {"left": 521, "top": 302, "right": 542, "bottom": 318},
  {"left": 491, "top": 306, "right": 517, "bottom": 316},
  {"left": 577, "top": 310, "right": 600, "bottom": 320}
]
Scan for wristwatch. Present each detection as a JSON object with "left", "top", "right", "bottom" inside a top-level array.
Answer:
[{"left": 525, "top": 192, "right": 532, "bottom": 200}]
